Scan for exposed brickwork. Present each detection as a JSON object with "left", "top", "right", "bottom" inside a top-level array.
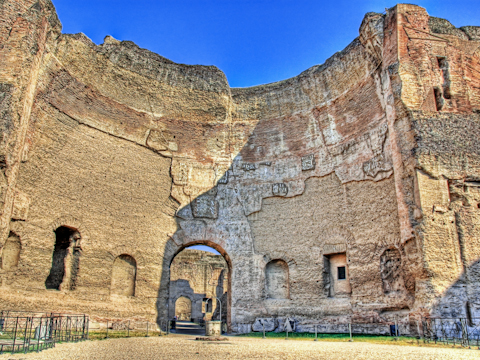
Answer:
[{"left": 0, "top": 2, "right": 479, "bottom": 334}]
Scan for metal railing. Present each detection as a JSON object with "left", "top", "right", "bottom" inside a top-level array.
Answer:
[
  {"left": 249, "top": 316, "right": 480, "bottom": 349},
  {"left": 422, "top": 317, "right": 480, "bottom": 347},
  {"left": 0, "top": 311, "right": 89, "bottom": 354}
]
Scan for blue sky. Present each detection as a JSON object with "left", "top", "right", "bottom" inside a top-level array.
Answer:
[
  {"left": 187, "top": 245, "right": 221, "bottom": 254},
  {"left": 52, "top": 0, "right": 479, "bottom": 88}
]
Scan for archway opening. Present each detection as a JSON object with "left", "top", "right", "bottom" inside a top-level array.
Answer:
[
  {"left": 168, "top": 242, "right": 231, "bottom": 332},
  {"left": 45, "top": 226, "right": 81, "bottom": 290},
  {"left": 175, "top": 296, "right": 192, "bottom": 320}
]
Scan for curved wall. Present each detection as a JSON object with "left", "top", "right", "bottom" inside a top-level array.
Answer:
[{"left": 0, "top": 1, "right": 479, "bottom": 333}]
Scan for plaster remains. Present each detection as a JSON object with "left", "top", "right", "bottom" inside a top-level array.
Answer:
[{"left": 0, "top": 0, "right": 480, "bottom": 334}]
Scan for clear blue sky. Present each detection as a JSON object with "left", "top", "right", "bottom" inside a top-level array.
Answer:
[
  {"left": 52, "top": 0, "right": 479, "bottom": 88},
  {"left": 187, "top": 245, "right": 221, "bottom": 255}
]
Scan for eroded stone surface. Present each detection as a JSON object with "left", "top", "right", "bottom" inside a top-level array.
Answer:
[{"left": 0, "top": 1, "right": 479, "bottom": 335}]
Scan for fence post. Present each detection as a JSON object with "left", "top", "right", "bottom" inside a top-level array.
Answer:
[
  {"left": 106, "top": 320, "right": 109, "bottom": 339},
  {"left": 460, "top": 318, "right": 469, "bottom": 348},
  {"left": 82, "top": 315, "right": 86, "bottom": 341},
  {"left": 314, "top": 325, "right": 317, "bottom": 341},
  {"left": 12, "top": 316, "right": 18, "bottom": 354},
  {"left": 395, "top": 318, "right": 398, "bottom": 340},
  {"left": 127, "top": 320, "right": 130, "bottom": 338},
  {"left": 262, "top": 321, "right": 265, "bottom": 339},
  {"left": 37, "top": 317, "right": 42, "bottom": 352},
  {"left": 22, "top": 317, "right": 29, "bottom": 353},
  {"left": 146, "top": 322, "right": 149, "bottom": 337},
  {"left": 27, "top": 316, "right": 34, "bottom": 352},
  {"left": 349, "top": 323, "right": 353, "bottom": 342},
  {"left": 50, "top": 316, "right": 56, "bottom": 348}
]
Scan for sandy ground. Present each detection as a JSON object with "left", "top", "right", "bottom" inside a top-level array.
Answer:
[{"left": 1, "top": 335, "right": 480, "bottom": 360}]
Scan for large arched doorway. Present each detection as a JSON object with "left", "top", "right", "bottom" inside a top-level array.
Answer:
[
  {"left": 168, "top": 241, "right": 232, "bottom": 332},
  {"left": 175, "top": 296, "right": 192, "bottom": 320}
]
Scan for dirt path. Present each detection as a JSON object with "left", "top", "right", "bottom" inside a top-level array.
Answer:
[{"left": 1, "top": 335, "right": 479, "bottom": 360}]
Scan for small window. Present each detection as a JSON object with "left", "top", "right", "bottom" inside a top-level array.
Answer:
[{"left": 337, "top": 266, "right": 346, "bottom": 280}]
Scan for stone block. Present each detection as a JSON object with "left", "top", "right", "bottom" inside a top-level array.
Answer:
[
  {"left": 272, "top": 183, "right": 288, "bottom": 197},
  {"left": 12, "top": 190, "right": 30, "bottom": 220},
  {"left": 362, "top": 154, "right": 392, "bottom": 177},
  {"left": 242, "top": 163, "right": 256, "bottom": 171},
  {"left": 252, "top": 318, "right": 277, "bottom": 332},
  {"left": 146, "top": 129, "right": 168, "bottom": 151},
  {"left": 205, "top": 321, "right": 222, "bottom": 336},
  {"left": 217, "top": 172, "right": 228, "bottom": 184},
  {"left": 301, "top": 154, "right": 315, "bottom": 171},
  {"left": 192, "top": 194, "right": 218, "bottom": 219}
]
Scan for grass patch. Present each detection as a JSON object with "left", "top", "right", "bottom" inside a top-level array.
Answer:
[
  {"left": 240, "top": 332, "right": 476, "bottom": 349},
  {"left": 87, "top": 330, "right": 164, "bottom": 340}
]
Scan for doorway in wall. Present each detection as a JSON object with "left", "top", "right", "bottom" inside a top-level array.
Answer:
[{"left": 168, "top": 242, "right": 231, "bottom": 332}]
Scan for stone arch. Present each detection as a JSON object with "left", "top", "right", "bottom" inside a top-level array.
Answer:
[
  {"left": 1, "top": 231, "right": 21, "bottom": 270},
  {"left": 50, "top": 216, "right": 88, "bottom": 249},
  {"left": 163, "top": 239, "right": 232, "bottom": 331},
  {"left": 265, "top": 259, "right": 289, "bottom": 299},
  {"left": 107, "top": 245, "right": 145, "bottom": 268},
  {"left": 175, "top": 296, "right": 192, "bottom": 320},
  {"left": 111, "top": 254, "right": 137, "bottom": 297},
  {"left": 45, "top": 226, "right": 81, "bottom": 291}
]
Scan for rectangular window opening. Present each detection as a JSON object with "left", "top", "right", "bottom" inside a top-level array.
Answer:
[
  {"left": 436, "top": 56, "right": 447, "bottom": 69},
  {"left": 337, "top": 266, "right": 346, "bottom": 280},
  {"left": 436, "top": 57, "right": 452, "bottom": 100}
]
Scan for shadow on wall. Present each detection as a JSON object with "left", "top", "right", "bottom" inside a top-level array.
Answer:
[{"left": 431, "top": 258, "right": 480, "bottom": 321}]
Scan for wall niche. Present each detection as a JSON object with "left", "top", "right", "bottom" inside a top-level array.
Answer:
[
  {"left": 380, "top": 248, "right": 404, "bottom": 294},
  {"left": 265, "top": 259, "right": 289, "bottom": 299},
  {"left": 111, "top": 254, "right": 137, "bottom": 297},
  {"left": 323, "top": 253, "right": 351, "bottom": 297},
  {"left": 1, "top": 232, "right": 21, "bottom": 270},
  {"left": 45, "top": 227, "right": 81, "bottom": 291}
]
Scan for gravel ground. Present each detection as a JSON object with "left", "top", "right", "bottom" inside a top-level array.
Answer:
[{"left": 1, "top": 335, "right": 479, "bottom": 360}]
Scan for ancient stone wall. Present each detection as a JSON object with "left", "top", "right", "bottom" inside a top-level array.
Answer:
[{"left": 0, "top": 1, "right": 478, "bottom": 334}]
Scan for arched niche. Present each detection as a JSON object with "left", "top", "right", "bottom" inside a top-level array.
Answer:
[
  {"left": 111, "top": 254, "right": 137, "bottom": 297},
  {"left": 175, "top": 296, "right": 192, "bottom": 320},
  {"left": 1, "top": 232, "right": 21, "bottom": 270},
  {"left": 265, "top": 259, "right": 289, "bottom": 299},
  {"left": 45, "top": 226, "right": 81, "bottom": 291}
]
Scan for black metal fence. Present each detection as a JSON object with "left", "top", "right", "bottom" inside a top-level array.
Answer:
[
  {"left": 0, "top": 311, "right": 89, "bottom": 354},
  {"left": 422, "top": 317, "right": 480, "bottom": 347},
  {"left": 246, "top": 316, "right": 480, "bottom": 349}
]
